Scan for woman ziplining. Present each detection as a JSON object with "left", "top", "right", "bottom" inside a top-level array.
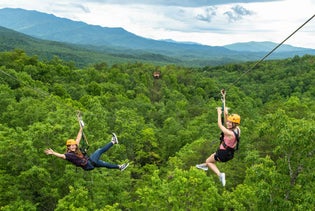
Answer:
[
  {"left": 44, "top": 113, "right": 129, "bottom": 172},
  {"left": 193, "top": 15, "right": 315, "bottom": 186},
  {"left": 196, "top": 89, "right": 240, "bottom": 186}
]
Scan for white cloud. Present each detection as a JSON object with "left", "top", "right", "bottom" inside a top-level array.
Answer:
[{"left": 0, "top": 0, "right": 314, "bottom": 48}]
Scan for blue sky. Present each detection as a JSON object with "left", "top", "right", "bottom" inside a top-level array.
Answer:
[{"left": 1, "top": 0, "right": 314, "bottom": 48}]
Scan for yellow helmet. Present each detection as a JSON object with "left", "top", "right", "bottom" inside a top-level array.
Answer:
[
  {"left": 66, "top": 139, "right": 77, "bottom": 146},
  {"left": 227, "top": 114, "right": 241, "bottom": 124}
]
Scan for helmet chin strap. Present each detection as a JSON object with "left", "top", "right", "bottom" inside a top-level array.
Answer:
[
  {"left": 232, "top": 123, "right": 236, "bottom": 128},
  {"left": 227, "top": 122, "right": 236, "bottom": 129}
]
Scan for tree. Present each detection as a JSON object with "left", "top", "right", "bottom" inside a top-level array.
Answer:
[
  {"left": 55, "top": 186, "right": 96, "bottom": 211},
  {"left": 134, "top": 168, "right": 223, "bottom": 210}
]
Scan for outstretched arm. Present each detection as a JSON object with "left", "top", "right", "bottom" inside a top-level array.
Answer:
[
  {"left": 217, "top": 107, "right": 233, "bottom": 137},
  {"left": 76, "top": 112, "right": 84, "bottom": 146},
  {"left": 75, "top": 127, "right": 83, "bottom": 146},
  {"left": 44, "top": 148, "right": 66, "bottom": 159}
]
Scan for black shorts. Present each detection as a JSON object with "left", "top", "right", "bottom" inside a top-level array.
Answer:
[{"left": 214, "top": 149, "right": 234, "bottom": 162}]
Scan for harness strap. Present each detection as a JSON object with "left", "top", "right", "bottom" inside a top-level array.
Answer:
[
  {"left": 220, "top": 129, "right": 240, "bottom": 151},
  {"left": 232, "top": 129, "right": 240, "bottom": 151}
]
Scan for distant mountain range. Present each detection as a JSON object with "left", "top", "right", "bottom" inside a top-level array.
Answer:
[{"left": 0, "top": 7, "right": 314, "bottom": 67}]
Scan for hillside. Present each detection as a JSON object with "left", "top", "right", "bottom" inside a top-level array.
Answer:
[
  {"left": 0, "top": 50, "right": 314, "bottom": 210},
  {"left": 223, "top": 41, "right": 312, "bottom": 52},
  {"left": 0, "top": 26, "right": 182, "bottom": 67},
  {"left": 1, "top": 7, "right": 315, "bottom": 67}
]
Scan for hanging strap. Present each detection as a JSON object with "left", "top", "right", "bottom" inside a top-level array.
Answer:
[
  {"left": 77, "top": 111, "right": 90, "bottom": 155},
  {"left": 220, "top": 89, "right": 226, "bottom": 125},
  {"left": 80, "top": 132, "right": 89, "bottom": 156}
]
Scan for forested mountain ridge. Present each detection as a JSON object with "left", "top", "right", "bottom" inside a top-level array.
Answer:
[
  {"left": 0, "top": 50, "right": 314, "bottom": 210},
  {"left": 1, "top": 7, "right": 315, "bottom": 67},
  {"left": 0, "top": 26, "right": 182, "bottom": 67}
]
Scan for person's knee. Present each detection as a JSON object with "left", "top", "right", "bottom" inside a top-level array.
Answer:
[{"left": 206, "top": 154, "right": 215, "bottom": 163}]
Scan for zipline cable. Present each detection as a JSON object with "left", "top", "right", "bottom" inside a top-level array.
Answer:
[
  {"left": 224, "top": 13, "right": 315, "bottom": 92},
  {"left": 0, "top": 68, "right": 50, "bottom": 97},
  {"left": 0, "top": 67, "right": 82, "bottom": 116}
]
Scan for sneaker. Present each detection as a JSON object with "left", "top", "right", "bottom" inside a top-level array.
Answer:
[
  {"left": 219, "top": 173, "right": 226, "bottom": 186},
  {"left": 120, "top": 163, "right": 129, "bottom": 171},
  {"left": 111, "top": 133, "right": 118, "bottom": 144},
  {"left": 196, "top": 164, "right": 208, "bottom": 171}
]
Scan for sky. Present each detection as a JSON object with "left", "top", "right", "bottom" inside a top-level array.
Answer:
[{"left": 0, "top": 0, "right": 314, "bottom": 48}]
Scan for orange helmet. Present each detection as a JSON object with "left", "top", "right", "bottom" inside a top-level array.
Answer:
[
  {"left": 66, "top": 139, "right": 77, "bottom": 146},
  {"left": 227, "top": 114, "right": 241, "bottom": 124}
]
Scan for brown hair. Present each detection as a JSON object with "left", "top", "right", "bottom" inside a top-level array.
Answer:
[{"left": 66, "top": 145, "right": 84, "bottom": 158}]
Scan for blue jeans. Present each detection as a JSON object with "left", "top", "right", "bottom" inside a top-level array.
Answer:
[{"left": 89, "top": 142, "right": 119, "bottom": 169}]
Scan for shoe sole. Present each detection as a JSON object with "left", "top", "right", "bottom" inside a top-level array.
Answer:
[
  {"left": 121, "top": 163, "right": 129, "bottom": 171},
  {"left": 112, "top": 133, "right": 118, "bottom": 144},
  {"left": 196, "top": 165, "right": 208, "bottom": 171}
]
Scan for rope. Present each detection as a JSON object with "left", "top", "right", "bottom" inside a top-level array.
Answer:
[{"left": 224, "top": 13, "right": 315, "bottom": 92}]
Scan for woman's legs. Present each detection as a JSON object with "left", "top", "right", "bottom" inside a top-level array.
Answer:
[
  {"left": 89, "top": 141, "right": 120, "bottom": 169},
  {"left": 205, "top": 152, "right": 226, "bottom": 186},
  {"left": 205, "top": 153, "right": 220, "bottom": 176}
]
